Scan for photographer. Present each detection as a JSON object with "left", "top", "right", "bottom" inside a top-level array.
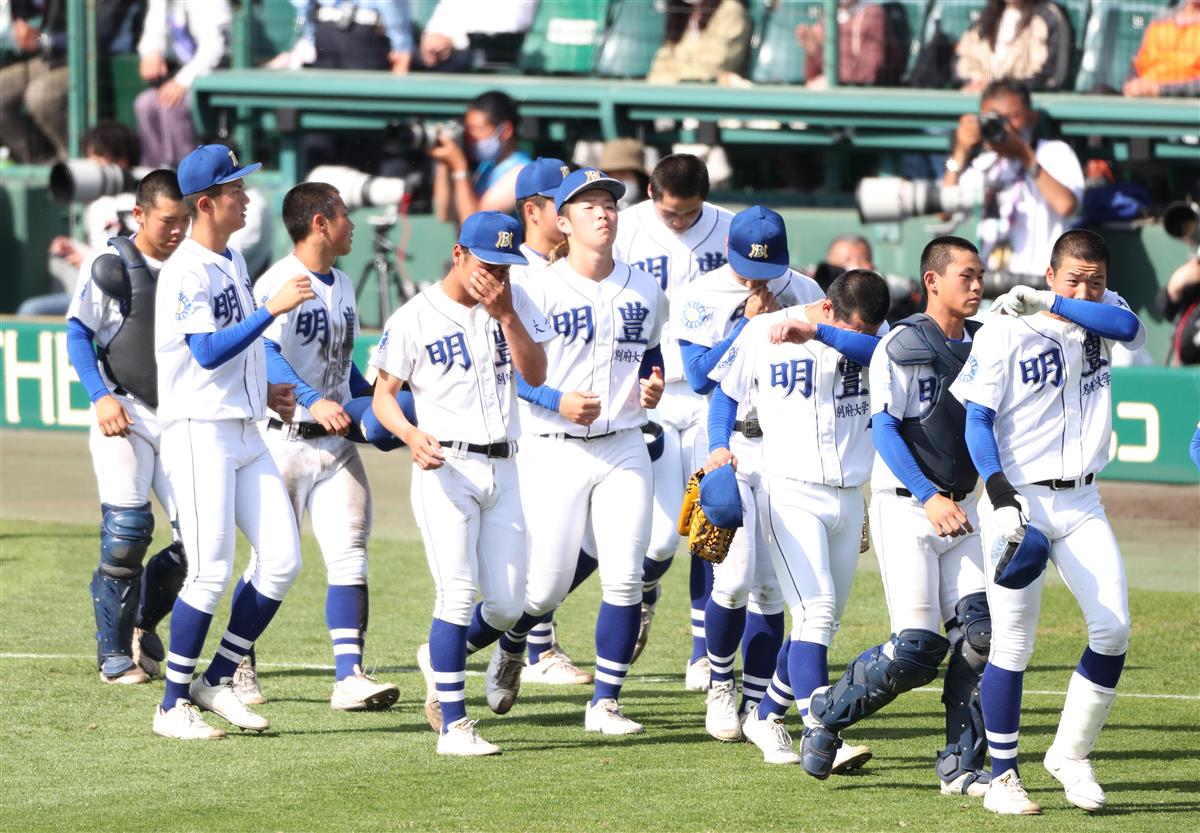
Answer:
[{"left": 943, "top": 79, "right": 1082, "bottom": 288}]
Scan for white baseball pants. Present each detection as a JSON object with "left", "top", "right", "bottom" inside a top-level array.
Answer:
[
  {"left": 646, "top": 381, "right": 704, "bottom": 562},
  {"left": 88, "top": 392, "right": 175, "bottom": 516}
]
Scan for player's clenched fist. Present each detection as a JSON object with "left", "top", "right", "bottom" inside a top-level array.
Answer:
[
  {"left": 309, "top": 398, "right": 352, "bottom": 436},
  {"left": 769, "top": 318, "right": 817, "bottom": 344},
  {"left": 991, "top": 493, "right": 1031, "bottom": 544},
  {"left": 266, "top": 274, "right": 317, "bottom": 316},
  {"left": 466, "top": 267, "right": 513, "bottom": 320},
  {"left": 559, "top": 391, "right": 601, "bottom": 426},
  {"left": 95, "top": 394, "right": 134, "bottom": 438},
  {"left": 923, "top": 494, "right": 973, "bottom": 538},
  {"left": 268, "top": 382, "right": 297, "bottom": 422},
  {"left": 703, "top": 448, "right": 737, "bottom": 474},
  {"left": 406, "top": 429, "right": 445, "bottom": 470},
  {"left": 640, "top": 366, "right": 664, "bottom": 409}
]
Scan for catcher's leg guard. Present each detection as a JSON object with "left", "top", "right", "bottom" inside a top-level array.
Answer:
[
  {"left": 93, "top": 503, "right": 154, "bottom": 675},
  {"left": 938, "top": 592, "right": 991, "bottom": 783},
  {"left": 811, "top": 629, "right": 950, "bottom": 732},
  {"left": 137, "top": 540, "right": 187, "bottom": 633}
]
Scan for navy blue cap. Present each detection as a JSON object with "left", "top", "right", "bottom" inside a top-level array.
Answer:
[
  {"left": 177, "top": 144, "right": 262, "bottom": 196},
  {"left": 728, "top": 205, "right": 790, "bottom": 280},
  {"left": 554, "top": 167, "right": 626, "bottom": 213},
  {"left": 343, "top": 390, "right": 417, "bottom": 452},
  {"left": 516, "top": 157, "right": 570, "bottom": 200},
  {"left": 699, "top": 465, "right": 743, "bottom": 530},
  {"left": 992, "top": 524, "right": 1051, "bottom": 589},
  {"left": 458, "top": 211, "right": 528, "bottom": 266},
  {"left": 642, "top": 420, "right": 665, "bottom": 462}
]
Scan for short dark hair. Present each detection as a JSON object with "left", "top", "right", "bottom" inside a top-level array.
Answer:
[
  {"left": 920, "top": 236, "right": 979, "bottom": 277},
  {"left": 980, "top": 78, "right": 1032, "bottom": 110},
  {"left": 827, "top": 269, "right": 890, "bottom": 327},
  {"left": 135, "top": 169, "right": 182, "bottom": 210},
  {"left": 1050, "top": 229, "right": 1110, "bottom": 271},
  {"left": 83, "top": 120, "right": 141, "bottom": 166},
  {"left": 468, "top": 90, "right": 519, "bottom": 129},
  {"left": 649, "top": 153, "right": 709, "bottom": 201},
  {"left": 516, "top": 194, "right": 549, "bottom": 230},
  {"left": 184, "top": 183, "right": 224, "bottom": 219},
  {"left": 283, "top": 181, "right": 342, "bottom": 243}
]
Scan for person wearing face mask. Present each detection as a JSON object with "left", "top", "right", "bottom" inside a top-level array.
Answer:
[
  {"left": 943, "top": 80, "right": 1083, "bottom": 293},
  {"left": 430, "top": 90, "right": 531, "bottom": 228}
]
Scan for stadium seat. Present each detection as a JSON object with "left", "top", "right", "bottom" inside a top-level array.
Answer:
[
  {"left": 518, "top": 0, "right": 613, "bottom": 75},
  {"left": 1076, "top": 0, "right": 1171, "bottom": 93},
  {"left": 251, "top": 0, "right": 302, "bottom": 65},
  {"left": 594, "top": 0, "right": 667, "bottom": 79},
  {"left": 749, "top": 1, "right": 823, "bottom": 84},
  {"left": 923, "top": 0, "right": 984, "bottom": 44},
  {"left": 1055, "top": 0, "right": 1092, "bottom": 86}
]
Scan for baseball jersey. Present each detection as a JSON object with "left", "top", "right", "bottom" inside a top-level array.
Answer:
[
  {"left": 509, "top": 242, "right": 550, "bottom": 289},
  {"left": 613, "top": 199, "right": 734, "bottom": 383},
  {"left": 519, "top": 258, "right": 669, "bottom": 437},
  {"left": 370, "top": 281, "right": 553, "bottom": 444},
  {"left": 155, "top": 238, "right": 267, "bottom": 424},
  {"left": 256, "top": 254, "right": 359, "bottom": 422},
  {"left": 713, "top": 307, "right": 876, "bottom": 487},
  {"left": 949, "top": 290, "right": 1145, "bottom": 485}
]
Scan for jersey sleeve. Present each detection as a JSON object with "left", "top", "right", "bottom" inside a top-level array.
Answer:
[
  {"left": 66, "top": 253, "right": 112, "bottom": 336},
  {"left": 868, "top": 329, "right": 915, "bottom": 419},
  {"left": 254, "top": 270, "right": 287, "bottom": 342},
  {"left": 369, "top": 309, "right": 415, "bottom": 382},
  {"left": 949, "top": 322, "right": 1007, "bottom": 411},
  {"left": 673, "top": 284, "right": 719, "bottom": 348},
  {"left": 1037, "top": 140, "right": 1085, "bottom": 202},
  {"left": 168, "top": 265, "right": 216, "bottom": 335},
  {"left": 512, "top": 283, "right": 555, "bottom": 344}
]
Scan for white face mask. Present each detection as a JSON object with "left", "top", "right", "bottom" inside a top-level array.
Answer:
[
  {"left": 616, "top": 179, "right": 640, "bottom": 211},
  {"left": 471, "top": 128, "right": 502, "bottom": 163}
]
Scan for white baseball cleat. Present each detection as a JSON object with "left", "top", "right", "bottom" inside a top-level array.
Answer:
[
  {"left": 984, "top": 769, "right": 1043, "bottom": 815},
  {"left": 484, "top": 645, "right": 524, "bottom": 715},
  {"left": 1044, "top": 747, "right": 1106, "bottom": 811},
  {"left": 831, "top": 740, "right": 873, "bottom": 774},
  {"left": 705, "top": 679, "right": 743, "bottom": 741},
  {"left": 685, "top": 656, "right": 711, "bottom": 692},
  {"left": 415, "top": 643, "right": 442, "bottom": 732},
  {"left": 437, "top": 718, "right": 501, "bottom": 757},
  {"left": 630, "top": 597, "right": 658, "bottom": 664},
  {"left": 153, "top": 698, "right": 226, "bottom": 740},
  {"left": 940, "top": 770, "right": 990, "bottom": 798},
  {"left": 525, "top": 649, "right": 593, "bottom": 685},
  {"left": 330, "top": 665, "right": 400, "bottom": 711},
  {"left": 742, "top": 709, "right": 801, "bottom": 764},
  {"left": 232, "top": 656, "right": 266, "bottom": 705},
  {"left": 190, "top": 675, "right": 270, "bottom": 732},
  {"left": 585, "top": 698, "right": 644, "bottom": 735}
]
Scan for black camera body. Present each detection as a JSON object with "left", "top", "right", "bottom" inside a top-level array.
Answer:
[{"left": 979, "top": 112, "right": 1009, "bottom": 146}]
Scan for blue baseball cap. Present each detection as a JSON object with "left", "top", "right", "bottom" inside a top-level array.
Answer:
[
  {"left": 642, "top": 420, "right": 665, "bottom": 462},
  {"left": 458, "top": 211, "right": 528, "bottom": 266},
  {"left": 554, "top": 167, "right": 626, "bottom": 213},
  {"left": 992, "top": 524, "right": 1051, "bottom": 589},
  {"left": 177, "top": 144, "right": 262, "bottom": 196},
  {"left": 516, "top": 157, "right": 570, "bottom": 200},
  {"left": 343, "top": 390, "right": 417, "bottom": 452},
  {"left": 699, "top": 465, "right": 743, "bottom": 530},
  {"left": 728, "top": 205, "right": 790, "bottom": 280}
]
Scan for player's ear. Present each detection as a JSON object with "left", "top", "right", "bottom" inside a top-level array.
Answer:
[
  {"left": 555, "top": 212, "right": 571, "bottom": 237},
  {"left": 131, "top": 204, "right": 146, "bottom": 227},
  {"left": 922, "top": 270, "right": 937, "bottom": 297},
  {"left": 1044, "top": 265, "right": 1055, "bottom": 288}
]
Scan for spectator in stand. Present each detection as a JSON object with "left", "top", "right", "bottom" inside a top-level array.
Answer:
[
  {"left": 955, "top": 0, "right": 1071, "bottom": 93},
  {"left": 134, "top": 0, "right": 232, "bottom": 167},
  {"left": 796, "top": 0, "right": 905, "bottom": 88},
  {"left": 0, "top": 0, "right": 68, "bottom": 163},
  {"left": 416, "top": 0, "right": 537, "bottom": 72},
  {"left": 811, "top": 234, "right": 922, "bottom": 321},
  {"left": 598, "top": 138, "right": 650, "bottom": 211},
  {"left": 646, "top": 0, "right": 750, "bottom": 85},
  {"left": 1124, "top": 0, "right": 1200, "bottom": 98},
  {"left": 278, "top": 0, "right": 412, "bottom": 73}
]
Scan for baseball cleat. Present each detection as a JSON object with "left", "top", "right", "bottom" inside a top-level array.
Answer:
[
  {"left": 705, "top": 679, "right": 743, "bottom": 742},
  {"left": 940, "top": 770, "right": 991, "bottom": 798},
  {"left": 232, "top": 656, "right": 266, "bottom": 705},
  {"left": 984, "top": 770, "right": 1042, "bottom": 815},
  {"left": 742, "top": 709, "right": 800, "bottom": 764},
  {"left": 629, "top": 597, "right": 658, "bottom": 664},
  {"left": 584, "top": 698, "right": 644, "bottom": 735},
  {"left": 153, "top": 698, "right": 226, "bottom": 740},
  {"left": 437, "top": 718, "right": 501, "bottom": 757},
  {"left": 99, "top": 657, "right": 149, "bottom": 686},
  {"left": 330, "top": 665, "right": 400, "bottom": 711},
  {"left": 831, "top": 740, "right": 873, "bottom": 774},
  {"left": 1044, "top": 747, "right": 1106, "bottom": 811},
  {"left": 684, "top": 656, "right": 711, "bottom": 692},
  {"left": 190, "top": 675, "right": 270, "bottom": 732},
  {"left": 800, "top": 715, "right": 842, "bottom": 780},
  {"left": 484, "top": 645, "right": 524, "bottom": 715},
  {"left": 132, "top": 627, "right": 165, "bottom": 677},
  {"left": 416, "top": 643, "right": 442, "bottom": 732},
  {"left": 525, "top": 649, "right": 593, "bottom": 685}
]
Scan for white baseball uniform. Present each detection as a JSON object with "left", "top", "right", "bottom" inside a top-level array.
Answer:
[
  {"left": 370, "top": 280, "right": 554, "bottom": 629},
  {"left": 155, "top": 238, "right": 302, "bottom": 615}
]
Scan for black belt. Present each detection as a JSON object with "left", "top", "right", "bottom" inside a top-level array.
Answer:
[
  {"left": 1032, "top": 473, "right": 1095, "bottom": 490},
  {"left": 538, "top": 430, "right": 618, "bottom": 442},
  {"left": 444, "top": 440, "right": 516, "bottom": 459},
  {"left": 267, "top": 418, "right": 328, "bottom": 440},
  {"left": 733, "top": 419, "right": 763, "bottom": 439},
  {"left": 897, "top": 487, "right": 972, "bottom": 503}
]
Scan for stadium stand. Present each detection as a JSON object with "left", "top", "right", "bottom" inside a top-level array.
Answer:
[
  {"left": 1077, "top": 0, "right": 1173, "bottom": 91},
  {"left": 518, "top": 0, "right": 613, "bottom": 74},
  {"left": 594, "top": 0, "right": 667, "bottom": 79}
]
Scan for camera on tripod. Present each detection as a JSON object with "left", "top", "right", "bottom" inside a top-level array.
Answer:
[
  {"left": 49, "top": 160, "right": 153, "bottom": 203},
  {"left": 308, "top": 165, "right": 423, "bottom": 210},
  {"left": 855, "top": 177, "right": 986, "bottom": 224},
  {"left": 386, "top": 119, "right": 464, "bottom": 153}
]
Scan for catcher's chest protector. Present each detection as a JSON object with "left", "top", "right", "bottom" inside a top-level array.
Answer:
[{"left": 91, "top": 236, "right": 160, "bottom": 408}]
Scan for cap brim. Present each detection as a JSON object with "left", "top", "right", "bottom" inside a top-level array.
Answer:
[
  {"left": 214, "top": 162, "right": 263, "bottom": 185},
  {"left": 555, "top": 178, "right": 626, "bottom": 212},
  {"left": 469, "top": 247, "right": 528, "bottom": 266},
  {"left": 728, "top": 251, "right": 788, "bottom": 280}
]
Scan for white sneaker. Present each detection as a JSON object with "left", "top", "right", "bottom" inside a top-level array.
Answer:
[
  {"left": 685, "top": 657, "right": 711, "bottom": 692},
  {"left": 585, "top": 698, "right": 644, "bottom": 735},
  {"left": 941, "top": 770, "right": 990, "bottom": 798},
  {"left": 630, "top": 597, "right": 658, "bottom": 664},
  {"left": 831, "top": 740, "right": 873, "bottom": 774},
  {"left": 415, "top": 643, "right": 442, "bottom": 733},
  {"left": 742, "top": 709, "right": 800, "bottom": 764},
  {"left": 705, "top": 679, "right": 743, "bottom": 741},
  {"left": 153, "top": 698, "right": 225, "bottom": 740},
  {"left": 232, "top": 657, "right": 266, "bottom": 705},
  {"left": 984, "top": 769, "right": 1043, "bottom": 815},
  {"left": 330, "top": 665, "right": 400, "bottom": 711},
  {"left": 437, "top": 718, "right": 501, "bottom": 757},
  {"left": 1044, "top": 747, "right": 1106, "bottom": 811},
  {"left": 525, "top": 649, "right": 593, "bottom": 685},
  {"left": 484, "top": 645, "right": 524, "bottom": 715},
  {"left": 189, "top": 675, "right": 270, "bottom": 732}
]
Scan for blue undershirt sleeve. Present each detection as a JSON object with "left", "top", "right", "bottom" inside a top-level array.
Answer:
[
  {"left": 639, "top": 344, "right": 664, "bottom": 379},
  {"left": 680, "top": 317, "right": 748, "bottom": 395},
  {"left": 1190, "top": 427, "right": 1200, "bottom": 472},
  {"left": 815, "top": 324, "right": 881, "bottom": 366},
  {"left": 707, "top": 388, "right": 738, "bottom": 452},
  {"left": 66, "top": 318, "right": 112, "bottom": 403},
  {"left": 1050, "top": 296, "right": 1140, "bottom": 342},
  {"left": 185, "top": 305, "right": 274, "bottom": 370},
  {"left": 264, "top": 339, "right": 322, "bottom": 409},
  {"left": 872, "top": 412, "right": 939, "bottom": 503},
  {"left": 349, "top": 362, "right": 372, "bottom": 398},
  {"left": 964, "top": 402, "right": 1003, "bottom": 482},
  {"left": 516, "top": 372, "right": 563, "bottom": 413}
]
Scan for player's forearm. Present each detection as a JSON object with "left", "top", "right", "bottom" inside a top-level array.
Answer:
[
  {"left": 372, "top": 378, "right": 418, "bottom": 443},
  {"left": 815, "top": 324, "right": 880, "bottom": 367},
  {"left": 1049, "top": 296, "right": 1140, "bottom": 342},
  {"left": 707, "top": 388, "right": 738, "bottom": 452},
  {"left": 515, "top": 372, "right": 562, "bottom": 412},
  {"left": 639, "top": 344, "right": 664, "bottom": 379},
  {"left": 1030, "top": 167, "right": 1077, "bottom": 218},
  {"left": 264, "top": 339, "right": 321, "bottom": 408},
  {"left": 502, "top": 319, "right": 547, "bottom": 387},
  {"left": 349, "top": 362, "right": 373, "bottom": 398},
  {"left": 965, "top": 401, "right": 1020, "bottom": 509},
  {"left": 871, "top": 411, "right": 940, "bottom": 503},
  {"left": 66, "top": 318, "right": 111, "bottom": 403},
  {"left": 681, "top": 319, "right": 747, "bottom": 395},
  {"left": 185, "top": 306, "right": 274, "bottom": 370}
]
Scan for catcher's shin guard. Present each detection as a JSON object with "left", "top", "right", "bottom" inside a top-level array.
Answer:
[
  {"left": 938, "top": 593, "right": 990, "bottom": 779},
  {"left": 93, "top": 504, "right": 153, "bottom": 672},
  {"left": 137, "top": 541, "right": 187, "bottom": 631}
]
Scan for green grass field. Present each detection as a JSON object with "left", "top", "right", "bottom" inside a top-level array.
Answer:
[{"left": 1, "top": 431, "right": 1198, "bottom": 832}]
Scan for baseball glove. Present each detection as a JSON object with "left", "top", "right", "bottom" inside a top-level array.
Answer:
[{"left": 677, "top": 470, "right": 735, "bottom": 564}]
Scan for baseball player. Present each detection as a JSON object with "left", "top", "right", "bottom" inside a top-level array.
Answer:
[
  {"left": 65, "top": 169, "right": 190, "bottom": 685},
  {"left": 487, "top": 169, "right": 667, "bottom": 734},
  {"left": 372, "top": 211, "right": 552, "bottom": 756},
  {"left": 151, "top": 145, "right": 315, "bottom": 740},
  {"left": 709, "top": 270, "right": 889, "bottom": 767},
  {"left": 672, "top": 206, "right": 824, "bottom": 740},
  {"left": 952, "top": 229, "right": 1146, "bottom": 815},
  {"left": 613, "top": 153, "right": 733, "bottom": 689},
  {"left": 803, "top": 237, "right": 992, "bottom": 796}
]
